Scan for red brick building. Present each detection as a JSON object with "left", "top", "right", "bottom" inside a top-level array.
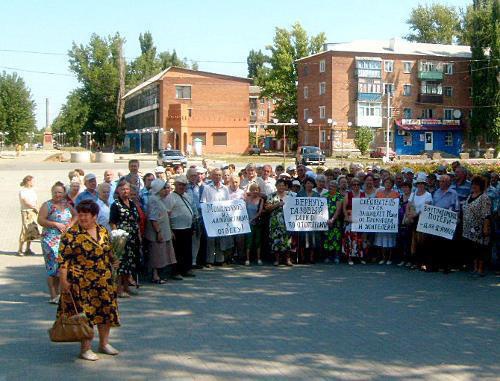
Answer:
[
  {"left": 296, "top": 38, "right": 476, "bottom": 156},
  {"left": 249, "top": 85, "right": 276, "bottom": 148},
  {"left": 123, "top": 67, "right": 252, "bottom": 154}
]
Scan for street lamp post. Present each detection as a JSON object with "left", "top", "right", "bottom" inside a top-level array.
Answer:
[
  {"left": 306, "top": 118, "right": 314, "bottom": 148},
  {"left": 328, "top": 119, "right": 336, "bottom": 157},
  {"left": 134, "top": 129, "right": 141, "bottom": 153},
  {"left": 169, "top": 128, "right": 176, "bottom": 150},
  {"left": 286, "top": 119, "right": 295, "bottom": 165}
]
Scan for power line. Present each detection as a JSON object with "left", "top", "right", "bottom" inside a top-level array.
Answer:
[{"left": 0, "top": 65, "right": 74, "bottom": 77}]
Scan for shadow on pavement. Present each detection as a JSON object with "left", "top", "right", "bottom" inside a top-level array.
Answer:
[{"left": 0, "top": 262, "right": 499, "bottom": 380}]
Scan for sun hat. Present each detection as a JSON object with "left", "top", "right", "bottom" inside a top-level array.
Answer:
[
  {"left": 150, "top": 179, "right": 166, "bottom": 194},
  {"left": 291, "top": 180, "right": 301, "bottom": 186},
  {"left": 415, "top": 173, "right": 427, "bottom": 184},
  {"left": 154, "top": 166, "right": 165, "bottom": 173},
  {"left": 83, "top": 173, "right": 96, "bottom": 182},
  {"left": 174, "top": 175, "right": 188, "bottom": 184}
]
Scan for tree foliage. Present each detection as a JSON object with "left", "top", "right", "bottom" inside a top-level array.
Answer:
[
  {"left": 354, "top": 126, "right": 374, "bottom": 155},
  {"left": 0, "top": 71, "right": 36, "bottom": 144},
  {"left": 467, "top": 0, "right": 499, "bottom": 142},
  {"left": 257, "top": 22, "right": 326, "bottom": 143},
  {"left": 246, "top": 49, "right": 269, "bottom": 85},
  {"left": 51, "top": 89, "right": 89, "bottom": 146},
  {"left": 404, "top": 4, "right": 462, "bottom": 44}
]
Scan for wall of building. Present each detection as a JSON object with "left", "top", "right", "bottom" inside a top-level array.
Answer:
[{"left": 395, "top": 130, "right": 463, "bottom": 156}]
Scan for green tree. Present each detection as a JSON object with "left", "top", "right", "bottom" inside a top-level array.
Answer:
[
  {"left": 51, "top": 89, "right": 89, "bottom": 146},
  {"left": 68, "top": 33, "right": 124, "bottom": 144},
  {"left": 404, "top": 4, "right": 461, "bottom": 44},
  {"left": 127, "top": 31, "right": 161, "bottom": 88},
  {"left": 246, "top": 49, "right": 269, "bottom": 84},
  {"left": 354, "top": 126, "right": 374, "bottom": 155},
  {"left": 467, "top": 0, "right": 499, "bottom": 141},
  {"left": 159, "top": 50, "right": 192, "bottom": 70},
  {"left": 0, "top": 71, "right": 36, "bottom": 145},
  {"left": 260, "top": 22, "right": 326, "bottom": 143}
]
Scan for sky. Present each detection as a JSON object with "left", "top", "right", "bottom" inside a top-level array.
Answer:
[{"left": 0, "top": 0, "right": 472, "bottom": 130}]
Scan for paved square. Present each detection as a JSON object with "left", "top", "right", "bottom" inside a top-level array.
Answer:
[{"left": 0, "top": 156, "right": 498, "bottom": 380}]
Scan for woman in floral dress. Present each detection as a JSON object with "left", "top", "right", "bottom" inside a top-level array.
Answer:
[
  {"left": 109, "top": 182, "right": 141, "bottom": 298},
  {"left": 342, "top": 178, "right": 366, "bottom": 265},
  {"left": 58, "top": 200, "right": 120, "bottom": 361},
  {"left": 265, "top": 179, "right": 293, "bottom": 266},
  {"left": 323, "top": 180, "right": 344, "bottom": 263},
  {"left": 38, "top": 182, "right": 77, "bottom": 303}
]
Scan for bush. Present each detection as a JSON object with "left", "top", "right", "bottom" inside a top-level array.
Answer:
[{"left": 354, "top": 126, "right": 374, "bottom": 155}]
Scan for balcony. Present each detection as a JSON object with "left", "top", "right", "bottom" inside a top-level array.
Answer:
[
  {"left": 355, "top": 68, "right": 381, "bottom": 79},
  {"left": 418, "top": 71, "right": 444, "bottom": 81},
  {"left": 418, "top": 94, "right": 444, "bottom": 104}
]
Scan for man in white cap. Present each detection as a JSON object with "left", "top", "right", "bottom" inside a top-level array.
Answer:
[
  {"left": 286, "top": 165, "right": 297, "bottom": 178},
  {"left": 259, "top": 164, "right": 276, "bottom": 197},
  {"left": 74, "top": 173, "right": 98, "bottom": 206},
  {"left": 154, "top": 166, "right": 166, "bottom": 180},
  {"left": 186, "top": 166, "right": 206, "bottom": 268},
  {"left": 240, "top": 163, "right": 265, "bottom": 193}
]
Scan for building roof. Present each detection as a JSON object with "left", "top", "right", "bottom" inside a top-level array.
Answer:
[
  {"left": 123, "top": 67, "right": 252, "bottom": 99},
  {"left": 296, "top": 38, "right": 471, "bottom": 62}
]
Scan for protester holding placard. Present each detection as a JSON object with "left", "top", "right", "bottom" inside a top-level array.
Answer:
[
  {"left": 374, "top": 177, "right": 400, "bottom": 265},
  {"left": 265, "top": 179, "right": 293, "bottom": 266},
  {"left": 323, "top": 180, "right": 344, "bottom": 264},
  {"left": 297, "top": 178, "right": 321, "bottom": 264},
  {"left": 342, "top": 178, "right": 366, "bottom": 265},
  {"left": 462, "top": 176, "right": 492, "bottom": 277},
  {"left": 409, "top": 174, "right": 433, "bottom": 268},
  {"left": 397, "top": 181, "right": 416, "bottom": 267}
]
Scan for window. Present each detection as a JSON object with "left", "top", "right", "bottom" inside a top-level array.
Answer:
[
  {"left": 188, "top": 108, "right": 193, "bottom": 117},
  {"left": 444, "top": 109, "right": 454, "bottom": 120},
  {"left": 469, "top": 87, "right": 473, "bottom": 98},
  {"left": 420, "top": 61, "right": 441, "bottom": 72},
  {"left": 303, "top": 66, "right": 309, "bottom": 76},
  {"left": 384, "top": 60, "right": 394, "bottom": 73},
  {"left": 303, "top": 108, "right": 309, "bottom": 121},
  {"left": 403, "top": 84, "right": 412, "bottom": 96},
  {"left": 320, "top": 130, "right": 326, "bottom": 143},
  {"left": 259, "top": 98, "right": 265, "bottom": 104},
  {"left": 421, "top": 109, "right": 434, "bottom": 119},
  {"left": 403, "top": 61, "right": 413, "bottom": 73},
  {"left": 383, "top": 130, "right": 393, "bottom": 142},
  {"left": 444, "top": 86, "right": 453, "bottom": 97},
  {"left": 444, "top": 132, "right": 453, "bottom": 146},
  {"left": 213, "top": 132, "right": 227, "bottom": 146},
  {"left": 421, "top": 81, "right": 442, "bottom": 95},
  {"left": 469, "top": 110, "right": 473, "bottom": 119},
  {"left": 175, "top": 85, "right": 191, "bottom": 99},
  {"left": 319, "top": 59, "right": 326, "bottom": 73},
  {"left": 401, "top": 131, "right": 412, "bottom": 146},
  {"left": 319, "top": 106, "right": 326, "bottom": 119},
  {"left": 304, "top": 86, "right": 309, "bottom": 99},
  {"left": 259, "top": 110, "right": 265, "bottom": 117},
  {"left": 192, "top": 132, "right": 206, "bottom": 145},
  {"left": 260, "top": 124, "right": 266, "bottom": 130},
  {"left": 358, "top": 102, "right": 382, "bottom": 117},
  {"left": 403, "top": 108, "right": 412, "bottom": 118},
  {"left": 384, "top": 83, "right": 394, "bottom": 95},
  {"left": 358, "top": 79, "right": 382, "bottom": 93},
  {"left": 356, "top": 59, "right": 382, "bottom": 78},
  {"left": 319, "top": 82, "right": 326, "bottom": 95},
  {"left": 383, "top": 106, "right": 394, "bottom": 118},
  {"left": 444, "top": 63, "right": 454, "bottom": 75}
]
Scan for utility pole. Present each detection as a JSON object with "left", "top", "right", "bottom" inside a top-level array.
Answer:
[
  {"left": 116, "top": 38, "right": 126, "bottom": 150},
  {"left": 45, "top": 98, "right": 49, "bottom": 129},
  {"left": 385, "top": 92, "right": 391, "bottom": 163}
]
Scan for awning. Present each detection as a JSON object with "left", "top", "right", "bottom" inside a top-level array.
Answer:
[{"left": 395, "top": 119, "right": 463, "bottom": 131}]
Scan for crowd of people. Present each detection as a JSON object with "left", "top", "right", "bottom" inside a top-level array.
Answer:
[{"left": 17, "top": 159, "right": 499, "bottom": 360}]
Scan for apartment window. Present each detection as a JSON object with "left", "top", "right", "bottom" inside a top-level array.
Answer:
[
  {"left": 384, "top": 60, "right": 394, "bottom": 73},
  {"left": 175, "top": 85, "right": 191, "bottom": 99},
  {"left": 319, "top": 59, "right": 326, "bottom": 73},
  {"left": 403, "top": 61, "right": 413, "bottom": 73},
  {"left": 319, "top": 106, "right": 326, "bottom": 119},
  {"left": 384, "top": 83, "right": 394, "bottom": 95},
  {"left": 260, "top": 124, "right": 266, "bottom": 130},
  {"left": 259, "top": 110, "right": 265, "bottom": 117},
  {"left": 259, "top": 98, "right": 265, "bottom": 104},
  {"left": 444, "top": 63, "right": 454, "bottom": 75},
  {"left": 383, "top": 106, "right": 394, "bottom": 118},
  {"left": 188, "top": 108, "right": 193, "bottom": 117},
  {"left": 403, "top": 84, "right": 412, "bottom": 96},
  {"left": 356, "top": 59, "right": 382, "bottom": 78},
  {"left": 358, "top": 79, "right": 382, "bottom": 93},
  {"left": 319, "top": 82, "right": 326, "bottom": 95},
  {"left": 421, "top": 81, "right": 442, "bottom": 95},
  {"left": 358, "top": 102, "right": 382, "bottom": 117},
  {"left": 444, "top": 132, "right": 453, "bottom": 146},
  {"left": 401, "top": 131, "right": 412, "bottom": 146},
  {"left": 444, "top": 86, "right": 453, "bottom": 97},
  {"left": 444, "top": 109, "right": 454, "bottom": 120},
  {"left": 213, "top": 132, "right": 228, "bottom": 146},
  {"left": 304, "top": 108, "right": 309, "bottom": 121},
  {"left": 469, "top": 87, "right": 473, "bottom": 98},
  {"left": 421, "top": 109, "right": 434, "bottom": 119},
  {"left": 420, "top": 61, "right": 441, "bottom": 72},
  {"left": 320, "top": 130, "right": 326, "bottom": 143},
  {"left": 383, "top": 130, "right": 393, "bottom": 142},
  {"left": 303, "top": 66, "right": 309, "bottom": 76},
  {"left": 192, "top": 132, "right": 206, "bottom": 145},
  {"left": 304, "top": 86, "right": 309, "bottom": 99},
  {"left": 403, "top": 108, "right": 412, "bottom": 118}
]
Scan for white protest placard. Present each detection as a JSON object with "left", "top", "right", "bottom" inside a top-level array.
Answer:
[
  {"left": 351, "top": 198, "right": 399, "bottom": 233},
  {"left": 416, "top": 204, "right": 457, "bottom": 240},
  {"left": 201, "top": 199, "right": 251, "bottom": 238},
  {"left": 283, "top": 197, "right": 328, "bottom": 231}
]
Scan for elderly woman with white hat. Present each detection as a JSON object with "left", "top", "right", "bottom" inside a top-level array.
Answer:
[{"left": 145, "top": 179, "right": 176, "bottom": 283}]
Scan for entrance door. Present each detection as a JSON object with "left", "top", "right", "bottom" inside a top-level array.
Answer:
[{"left": 424, "top": 132, "right": 433, "bottom": 151}]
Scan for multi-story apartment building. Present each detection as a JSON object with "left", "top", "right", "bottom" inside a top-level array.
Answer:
[
  {"left": 249, "top": 85, "right": 276, "bottom": 149},
  {"left": 123, "top": 67, "right": 252, "bottom": 154},
  {"left": 296, "top": 38, "right": 473, "bottom": 156}
]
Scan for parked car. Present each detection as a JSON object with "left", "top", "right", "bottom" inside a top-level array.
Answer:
[
  {"left": 370, "top": 147, "right": 396, "bottom": 160},
  {"left": 296, "top": 146, "right": 326, "bottom": 166},
  {"left": 248, "top": 144, "right": 261, "bottom": 155},
  {"left": 157, "top": 149, "right": 188, "bottom": 168}
]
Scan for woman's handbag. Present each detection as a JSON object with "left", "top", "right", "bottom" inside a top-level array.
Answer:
[{"left": 48, "top": 292, "right": 93, "bottom": 342}]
